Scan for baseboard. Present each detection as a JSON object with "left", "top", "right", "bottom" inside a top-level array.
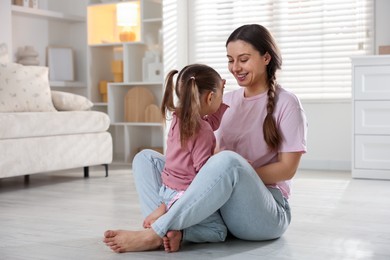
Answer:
[{"left": 299, "top": 159, "right": 351, "bottom": 171}]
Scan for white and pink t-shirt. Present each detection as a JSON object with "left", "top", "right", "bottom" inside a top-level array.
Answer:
[{"left": 216, "top": 86, "right": 307, "bottom": 199}]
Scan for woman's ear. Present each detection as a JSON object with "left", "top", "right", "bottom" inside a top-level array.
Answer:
[{"left": 264, "top": 52, "right": 271, "bottom": 65}]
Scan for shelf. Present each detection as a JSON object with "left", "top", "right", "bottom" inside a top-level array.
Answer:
[
  {"left": 89, "top": 42, "right": 145, "bottom": 47},
  {"left": 111, "top": 122, "right": 163, "bottom": 126},
  {"left": 88, "top": 0, "right": 163, "bottom": 164},
  {"left": 93, "top": 102, "right": 108, "bottom": 107},
  {"left": 87, "top": 1, "right": 141, "bottom": 45},
  {"left": 110, "top": 81, "right": 162, "bottom": 86},
  {"left": 143, "top": 18, "right": 162, "bottom": 23},
  {"left": 11, "top": 5, "right": 85, "bottom": 22},
  {"left": 50, "top": 81, "right": 86, "bottom": 88}
]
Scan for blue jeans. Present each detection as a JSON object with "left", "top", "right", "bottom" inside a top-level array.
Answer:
[
  {"left": 158, "top": 184, "right": 227, "bottom": 242},
  {"left": 132, "top": 149, "right": 291, "bottom": 242}
]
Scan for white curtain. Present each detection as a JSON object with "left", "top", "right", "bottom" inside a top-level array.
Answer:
[{"left": 187, "top": 0, "right": 374, "bottom": 99}]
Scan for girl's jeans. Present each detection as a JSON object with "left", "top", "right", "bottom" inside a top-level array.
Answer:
[{"left": 132, "top": 149, "right": 291, "bottom": 242}]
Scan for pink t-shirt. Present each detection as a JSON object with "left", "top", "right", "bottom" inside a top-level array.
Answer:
[
  {"left": 162, "top": 104, "right": 229, "bottom": 191},
  {"left": 215, "top": 87, "right": 307, "bottom": 198}
]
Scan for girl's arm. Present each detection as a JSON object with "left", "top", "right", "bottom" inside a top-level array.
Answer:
[
  {"left": 255, "top": 152, "right": 302, "bottom": 185},
  {"left": 204, "top": 103, "right": 229, "bottom": 130}
]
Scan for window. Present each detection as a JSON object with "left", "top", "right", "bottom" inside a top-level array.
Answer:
[{"left": 188, "top": 0, "right": 374, "bottom": 99}]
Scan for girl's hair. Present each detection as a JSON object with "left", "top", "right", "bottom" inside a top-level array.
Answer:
[
  {"left": 226, "top": 24, "right": 282, "bottom": 151},
  {"left": 161, "top": 64, "right": 221, "bottom": 147}
]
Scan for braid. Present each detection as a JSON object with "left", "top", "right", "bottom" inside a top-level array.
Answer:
[{"left": 263, "top": 75, "right": 281, "bottom": 151}]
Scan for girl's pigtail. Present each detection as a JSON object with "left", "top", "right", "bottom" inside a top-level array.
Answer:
[
  {"left": 179, "top": 76, "right": 201, "bottom": 146},
  {"left": 161, "top": 70, "right": 178, "bottom": 120}
]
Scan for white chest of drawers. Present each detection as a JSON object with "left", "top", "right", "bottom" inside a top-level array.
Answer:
[{"left": 352, "top": 56, "right": 390, "bottom": 179}]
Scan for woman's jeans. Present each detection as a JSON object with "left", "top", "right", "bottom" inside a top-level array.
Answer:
[
  {"left": 158, "top": 185, "right": 227, "bottom": 242},
  {"left": 132, "top": 149, "right": 291, "bottom": 242}
]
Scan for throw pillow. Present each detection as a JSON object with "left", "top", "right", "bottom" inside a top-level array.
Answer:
[
  {"left": 0, "top": 63, "right": 56, "bottom": 112},
  {"left": 51, "top": 91, "right": 93, "bottom": 111},
  {"left": 0, "top": 43, "right": 9, "bottom": 64}
]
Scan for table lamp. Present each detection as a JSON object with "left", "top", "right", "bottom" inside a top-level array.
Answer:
[{"left": 116, "top": 2, "right": 139, "bottom": 42}]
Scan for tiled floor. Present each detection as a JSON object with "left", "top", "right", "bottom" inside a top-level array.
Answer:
[{"left": 1, "top": 166, "right": 389, "bottom": 260}]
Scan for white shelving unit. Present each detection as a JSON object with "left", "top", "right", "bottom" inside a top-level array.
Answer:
[
  {"left": 351, "top": 55, "right": 390, "bottom": 180},
  {"left": 11, "top": 5, "right": 85, "bottom": 22},
  {"left": 87, "top": 0, "right": 163, "bottom": 165},
  {"left": 4, "top": 0, "right": 88, "bottom": 97}
]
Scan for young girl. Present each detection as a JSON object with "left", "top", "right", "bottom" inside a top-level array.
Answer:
[{"left": 142, "top": 64, "right": 229, "bottom": 249}]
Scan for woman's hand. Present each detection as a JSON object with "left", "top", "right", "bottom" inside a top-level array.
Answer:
[{"left": 255, "top": 152, "right": 302, "bottom": 184}]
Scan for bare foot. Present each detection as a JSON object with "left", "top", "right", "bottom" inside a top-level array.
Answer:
[
  {"left": 143, "top": 203, "right": 167, "bottom": 228},
  {"left": 103, "top": 229, "right": 162, "bottom": 253},
  {"left": 163, "top": 230, "right": 182, "bottom": 253}
]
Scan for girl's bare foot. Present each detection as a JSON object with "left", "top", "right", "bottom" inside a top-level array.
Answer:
[
  {"left": 163, "top": 230, "right": 182, "bottom": 253},
  {"left": 143, "top": 203, "right": 167, "bottom": 228},
  {"left": 103, "top": 229, "right": 162, "bottom": 253}
]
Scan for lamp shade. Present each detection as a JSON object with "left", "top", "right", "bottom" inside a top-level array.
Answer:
[{"left": 116, "top": 2, "right": 138, "bottom": 27}]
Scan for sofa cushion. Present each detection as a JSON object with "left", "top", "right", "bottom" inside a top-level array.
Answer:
[
  {"left": 0, "top": 111, "right": 110, "bottom": 140},
  {"left": 51, "top": 91, "right": 93, "bottom": 111},
  {"left": 0, "top": 63, "right": 56, "bottom": 112}
]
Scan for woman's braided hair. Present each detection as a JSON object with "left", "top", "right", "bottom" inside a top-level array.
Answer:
[{"left": 226, "top": 24, "right": 282, "bottom": 151}]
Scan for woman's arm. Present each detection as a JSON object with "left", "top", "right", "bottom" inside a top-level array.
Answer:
[{"left": 255, "top": 152, "right": 302, "bottom": 185}]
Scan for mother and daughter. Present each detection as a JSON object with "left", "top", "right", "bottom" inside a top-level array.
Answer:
[{"left": 103, "top": 24, "right": 307, "bottom": 253}]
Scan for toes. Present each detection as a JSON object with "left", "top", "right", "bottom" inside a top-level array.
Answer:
[
  {"left": 104, "top": 230, "right": 116, "bottom": 238},
  {"left": 103, "top": 237, "right": 114, "bottom": 243},
  {"left": 162, "top": 236, "right": 170, "bottom": 252},
  {"left": 105, "top": 241, "right": 116, "bottom": 247},
  {"left": 111, "top": 245, "right": 121, "bottom": 253}
]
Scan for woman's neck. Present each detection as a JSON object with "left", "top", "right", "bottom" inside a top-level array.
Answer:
[{"left": 244, "top": 83, "right": 268, "bottom": 97}]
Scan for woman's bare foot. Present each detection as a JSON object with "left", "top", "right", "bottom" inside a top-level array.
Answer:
[
  {"left": 143, "top": 203, "right": 167, "bottom": 228},
  {"left": 163, "top": 230, "right": 182, "bottom": 253},
  {"left": 103, "top": 229, "right": 162, "bottom": 253}
]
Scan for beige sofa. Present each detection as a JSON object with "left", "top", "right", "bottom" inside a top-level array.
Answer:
[
  {"left": 0, "top": 109, "right": 113, "bottom": 179},
  {"left": 0, "top": 46, "right": 112, "bottom": 179}
]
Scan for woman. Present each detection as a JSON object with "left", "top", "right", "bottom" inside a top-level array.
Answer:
[{"left": 103, "top": 24, "right": 307, "bottom": 253}]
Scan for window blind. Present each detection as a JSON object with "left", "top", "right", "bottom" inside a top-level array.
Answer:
[
  {"left": 163, "top": 0, "right": 179, "bottom": 71},
  {"left": 187, "top": 0, "right": 374, "bottom": 99}
]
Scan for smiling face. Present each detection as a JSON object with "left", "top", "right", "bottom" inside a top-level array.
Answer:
[{"left": 226, "top": 40, "right": 270, "bottom": 96}]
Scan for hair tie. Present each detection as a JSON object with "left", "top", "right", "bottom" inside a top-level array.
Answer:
[{"left": 190, "top": 76, "right": 195, "bottom": 80}]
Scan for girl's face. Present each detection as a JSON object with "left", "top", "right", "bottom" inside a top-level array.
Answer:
[
  {"left": 201, "top": 78, "right": 225, "bottom": 116},
  {"left": 226, "top": 40, "right": 270, "bottom": 93}
]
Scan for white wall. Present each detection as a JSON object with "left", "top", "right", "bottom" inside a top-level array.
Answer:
[
  {"left": 299, "top": 100, "right": 352, "bottom": 171},
  {"left": 0, "top": 1, "right": 12, "bottom": 55},
  {"left": 375, "top": 0, "right": 390, "bottom": 53}
]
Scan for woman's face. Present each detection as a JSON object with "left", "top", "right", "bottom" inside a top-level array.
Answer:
[{"left": 226, "top": 40, "right": 269, "bottom": 91}]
